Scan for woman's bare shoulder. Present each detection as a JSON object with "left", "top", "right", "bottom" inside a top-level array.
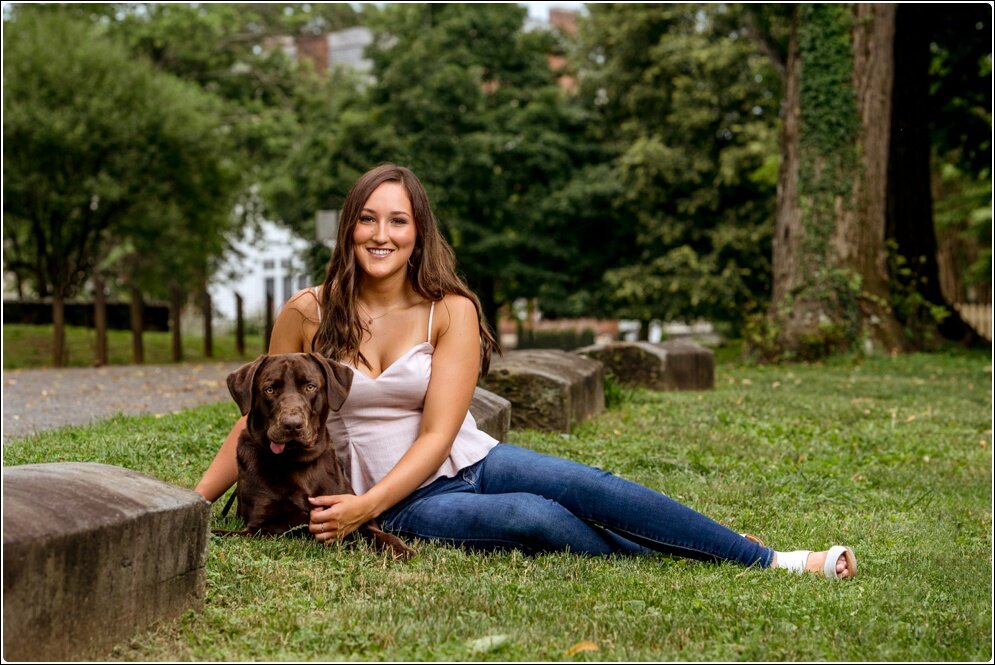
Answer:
[
  {"left": 439, "top": 293, "right": 475, "bottom": 314},
  {"left": 284, "top": 286, "right": 323, "bottom": 321},
  {"left": 434, "top": 293, "right": 478, "bottom": 338}
]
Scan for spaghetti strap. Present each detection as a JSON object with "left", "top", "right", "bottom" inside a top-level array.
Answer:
[
  {"left": 427, "top": 301, "right": 436, "bottom": 344},
  {"left": 312, "top": 286, "right": 321, "bottom": 323}
]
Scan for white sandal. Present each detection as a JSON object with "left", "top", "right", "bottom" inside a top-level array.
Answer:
[{"left": 775, "top": 545, "right": 857, "bottom": 579}]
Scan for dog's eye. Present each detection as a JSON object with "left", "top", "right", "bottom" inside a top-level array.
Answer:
[
  {"left": 305, "top": 383, "right": 317, "bottom": 392},
  {"left": 264, "top": 387, "right": 275, "bottom": 395}
]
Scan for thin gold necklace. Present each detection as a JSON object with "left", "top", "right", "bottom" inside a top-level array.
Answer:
[{"left": 357, "top": 299, "right": 407, "bottom": 325}]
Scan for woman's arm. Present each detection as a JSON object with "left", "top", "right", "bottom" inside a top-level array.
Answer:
[
  {"left": 194, "top": 292, "right": 316, "bottom": 501},
  {"left": 194, "top": 415, "right": 244, "bottom": 502},
  {"left": 309, "top": 294, "right": 481, "bottom": 539}
]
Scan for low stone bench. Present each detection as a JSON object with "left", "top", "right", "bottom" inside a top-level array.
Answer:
[
  {"left": 576, "top": 340, "right": 715, "bottom": 391},
  {"left": 479, "top": 349, "right": 604, "bottom": 433},
  {"left": 470, "top": 387, "right": 512, "bottom": 442},
  {"left": 3, "top": 463, "right": 211, "bottom": 661}
]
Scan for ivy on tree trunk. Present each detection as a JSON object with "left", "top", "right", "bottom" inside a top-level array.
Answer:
[{"left": 767, "top": 4, "right": 906, "bottom": 359}]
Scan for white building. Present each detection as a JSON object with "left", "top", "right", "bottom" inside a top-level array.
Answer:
[
  {"left": 328, "top": 26, "right": 374, "bottom": 75},
  {"left": 264, "top": 26, "right": 373, "bottom": 80},
  {"left": 208, "top": 220, "right": 312, "bottom": 322}
]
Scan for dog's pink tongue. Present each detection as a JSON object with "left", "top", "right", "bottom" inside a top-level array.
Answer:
[{"left": 270, "top": 442, "right": 286, "bottom": 455}]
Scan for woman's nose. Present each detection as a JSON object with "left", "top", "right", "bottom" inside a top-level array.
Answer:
[{"left": 371, "top": 220, "right": 388, "bottom": 242}]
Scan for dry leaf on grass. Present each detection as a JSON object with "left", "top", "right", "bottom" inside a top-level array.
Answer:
[{"left": 565, "top": 640, "right": 599, "bottom": 656}]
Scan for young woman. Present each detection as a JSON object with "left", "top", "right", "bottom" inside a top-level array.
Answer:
[{"left": 196, "top": 163, "right": 856, "bottom": 579}]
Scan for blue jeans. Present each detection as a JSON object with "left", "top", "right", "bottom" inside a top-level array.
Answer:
[{"left": 379, "top": 443, "right": 774, "bottom": 567}]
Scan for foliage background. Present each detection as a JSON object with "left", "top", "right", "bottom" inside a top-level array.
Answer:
[{"left": 2, "top": 3, "right": 990, "bottom": 347}]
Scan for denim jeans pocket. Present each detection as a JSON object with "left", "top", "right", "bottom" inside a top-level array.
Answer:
[{"left": 461, "top": 464, "right": 480, "bottom": 491}]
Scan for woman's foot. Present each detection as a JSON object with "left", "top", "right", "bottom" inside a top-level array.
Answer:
[{"left": 772, "top": 547, "right": 856, "bottom": 579}]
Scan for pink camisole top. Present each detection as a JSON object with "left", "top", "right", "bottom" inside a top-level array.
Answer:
[{"left": 317, "top": 297, "right": 499, "bottom": 495}]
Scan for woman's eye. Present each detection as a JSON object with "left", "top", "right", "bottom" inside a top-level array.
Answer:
[
  {"left": 391, "top": 217, "right": 408, "bottom": 225},
  {"left": 359, "top": 215, "right": 375, "bottom": 224}
]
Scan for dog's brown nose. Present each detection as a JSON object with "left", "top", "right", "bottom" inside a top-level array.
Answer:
[{"left": 281, "top": 415, "right": 305, "bottom": 435}]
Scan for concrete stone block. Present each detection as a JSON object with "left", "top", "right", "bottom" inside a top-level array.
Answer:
[
  {"left": 3, "top": 462, "right": 211, "bottom": 661},
  {"left": 577, "top": 340, "right": 714, "bottom": 391},
  {"left": 653, "top": 339, "right": 715, "bottom": 390},
  {"left": 480, "top": 349, "right": 604, "bottom": 433},
  {"left": 469, "top": 387, "right": 512, "bottom": 442}
]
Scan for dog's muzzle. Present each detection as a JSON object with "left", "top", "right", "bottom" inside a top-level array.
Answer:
[{"left": 266, "top": 410, "right": 316, "bottom": 454}]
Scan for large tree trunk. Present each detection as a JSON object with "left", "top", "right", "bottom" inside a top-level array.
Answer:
[
  {"left": 835, "top": 3, "right": 905, "bottom": 349},
  {"left": 767, "top": 4, "right": 906, "bottom": 358},
  {"left": 887, "top": 3, "right": 981, "bottom": 345}
]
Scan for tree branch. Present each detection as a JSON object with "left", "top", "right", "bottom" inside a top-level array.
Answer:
[{"left": 742, "top": 9, "right": 787, "bottom": 83}]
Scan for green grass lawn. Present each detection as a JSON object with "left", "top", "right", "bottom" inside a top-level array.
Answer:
[
  {"left": 2, "top": 323, "right": 265, "bottom": 369},
  {"left": 3, "top": 350, "right": 992, "bottom": 660}
]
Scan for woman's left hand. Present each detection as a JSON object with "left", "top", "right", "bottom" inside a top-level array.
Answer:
[{"left": 308, "top": 494, "right": 372, "bottom": 542}]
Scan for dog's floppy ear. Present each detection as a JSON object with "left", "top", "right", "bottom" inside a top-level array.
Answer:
[
  {"left": 308, "top": 353, "right": 354, "bottom": 412},
  {"left": 227, "top": 355, "right": 269, "bottom": 416}
]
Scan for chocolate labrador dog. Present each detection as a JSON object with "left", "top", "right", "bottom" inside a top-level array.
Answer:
[{"left": 221, "top": 352, "right": 414, "bottom": 560}]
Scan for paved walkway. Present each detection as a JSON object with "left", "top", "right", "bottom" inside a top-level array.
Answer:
[{"left": 2, "top": 362, "right": 245, "bottom": 443}]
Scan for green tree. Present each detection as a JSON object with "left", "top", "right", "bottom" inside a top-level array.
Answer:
[
  {"left": 104, "top": 3, "right": 360, "bottom": 227},
  {"left": 3, "top": 11, "right": 240, "bottom": 365},
  {"left": 101, "top": 3, "right": 366, "bottom": 286},
  {"left": 885, "top": 3, "right": 988, "bottom": 346},
  {"left": 576, "top": 4, "right": 782, "bottom": 331},
  {"left": 531, "top": 161, "right": 634, "bottom": 319},
  {"left": 924, "top": 3, "right": 991, "bottom": 321},
  {"left": 375, "top": 3, "right": 596, "bottom": 327},
  {"left": 271, "top": 3, "right": 589, "bottom": 328}
]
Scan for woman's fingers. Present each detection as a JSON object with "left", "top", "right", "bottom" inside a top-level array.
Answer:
[
  {"left": 309, "top": 515, "right": 342, "bottom": 541},
  {"left": 308, "top": 496, "right": 334, "bottom": 539},
  {"left": 308, "top": 494, "right": 369, "bottom": 543}
]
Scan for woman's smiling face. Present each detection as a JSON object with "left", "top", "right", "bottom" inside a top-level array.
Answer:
[{"left": 352, "top": 181, "right": 417, "bottom": 282}]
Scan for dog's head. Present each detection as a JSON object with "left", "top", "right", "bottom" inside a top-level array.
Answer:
[{"left": 227, "top": 353, "right": 353, "bottom": 457}]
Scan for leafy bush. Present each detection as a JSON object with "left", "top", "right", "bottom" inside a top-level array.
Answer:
[
  {"left": 602, "top": 371, "right": 630, "bottom": 409},
  {"left": 886, "top": 240, "right": 951, "bottom": 349}
]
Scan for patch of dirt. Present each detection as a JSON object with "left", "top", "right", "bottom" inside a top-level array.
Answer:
[{"left": 2, "top": 362, "right": 244, "bottom": 443}]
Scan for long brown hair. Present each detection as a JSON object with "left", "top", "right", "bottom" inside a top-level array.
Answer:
[{"left": 312, "top": 163, "right": 499, "bottom": 374}]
